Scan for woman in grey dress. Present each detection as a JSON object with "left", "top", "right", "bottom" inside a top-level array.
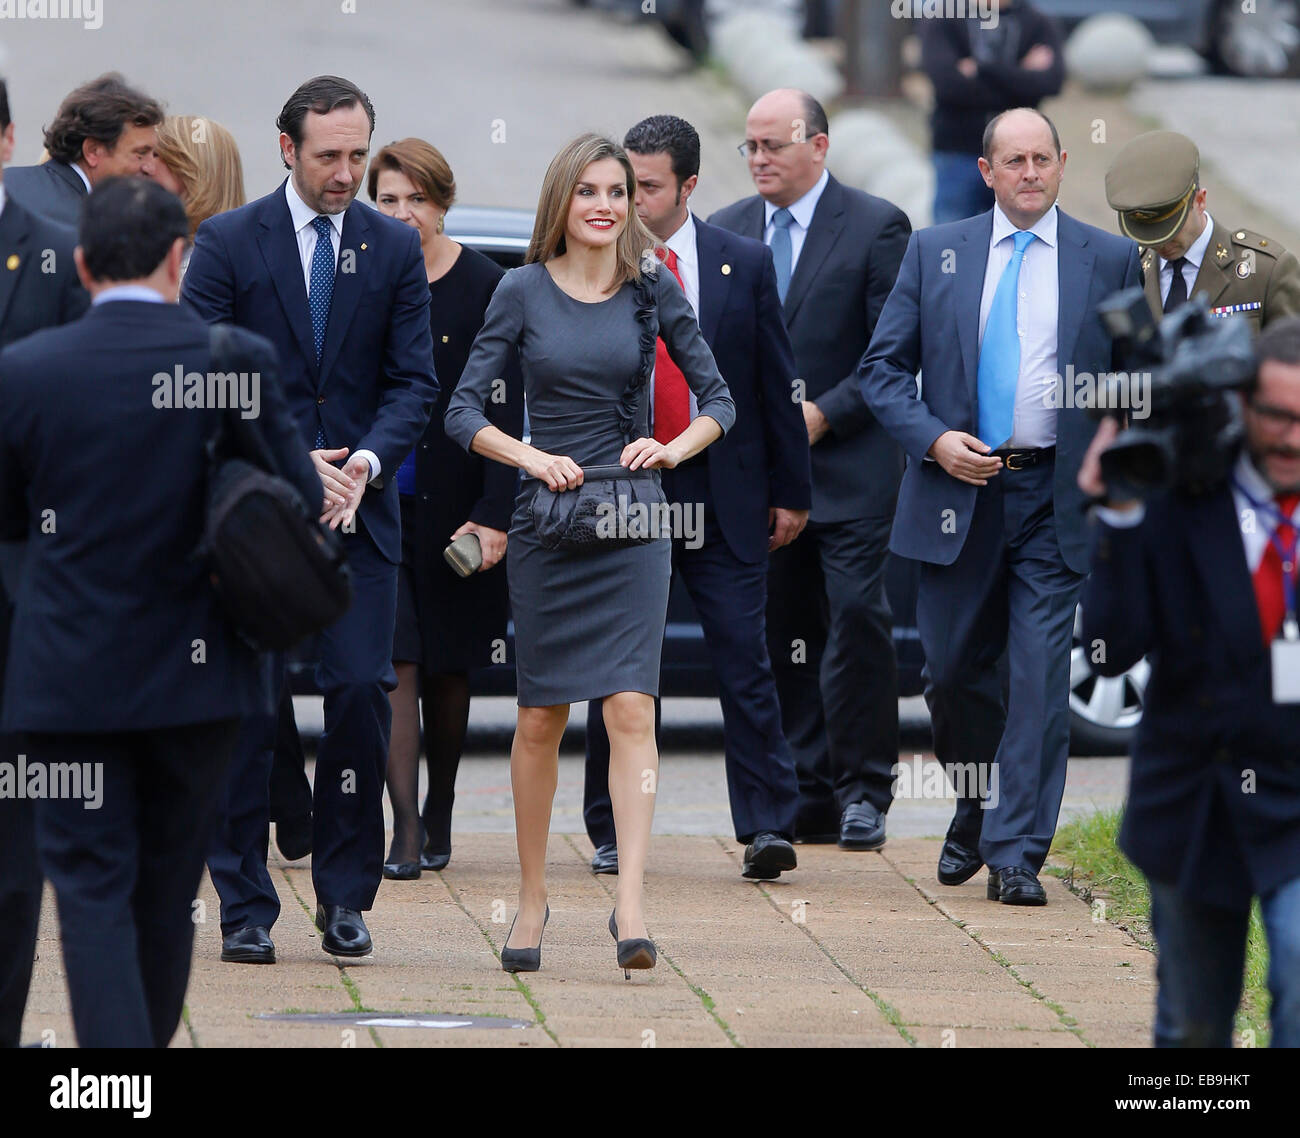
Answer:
[{"left": 445, "top": 134, "right": 734, "bottom": 976}]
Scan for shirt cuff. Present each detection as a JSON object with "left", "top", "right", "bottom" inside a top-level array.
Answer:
[
  {"left": 354, "top": 449, "right": 381, "bottom": 484},
  {"left": 1094, "top": 503, "right": 1146, "bottom": 528}
]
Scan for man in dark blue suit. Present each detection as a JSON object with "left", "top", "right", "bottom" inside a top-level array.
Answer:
[
  {"left": 5, "top": 73, "right": 162, "bottom": 228},
  {"left": 861, "top": 108, "right": 1142, "bottom": 903},
  {"left": 183, "top": 76, "right": 437, "bottom": 962},
  {"left": 582, "top": 116, "right": 811, "bottom": 881},
  {"left": 0, "top": 79, "right": 90, "bottom": 1049},
  {"left": 710, "top": 89, "right": 911, "bottom": 853},
  {"left": 0, "top": 179, "right": 323, "bottom": 1046},
  {"left": 1079, "top": 319, "right": 1300, "bottom": 1047}
]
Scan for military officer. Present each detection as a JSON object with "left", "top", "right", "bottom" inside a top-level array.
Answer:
[{"left": 1105, "top": 130, "right": 1300, "bottom": 334}]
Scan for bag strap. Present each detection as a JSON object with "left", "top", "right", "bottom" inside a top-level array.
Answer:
[{"left": 580, "top": 464, "right": 657, "bottom": 480}]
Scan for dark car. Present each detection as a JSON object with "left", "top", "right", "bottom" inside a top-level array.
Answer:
[{"left": 294, "top": 204, "right": 1143, "bottom": 754}]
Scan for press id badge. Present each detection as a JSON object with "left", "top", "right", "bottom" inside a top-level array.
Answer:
[{"left": 1274, "top": 617, "right": 1300, "bottom": 704}]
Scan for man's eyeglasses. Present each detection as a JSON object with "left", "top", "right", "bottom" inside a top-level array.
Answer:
[
  {"left": 1248, "top": 399, "right": 1300, "bottom": 432},
  {"left": 736, "top": 138, "right": 810, "bottom": 158}
]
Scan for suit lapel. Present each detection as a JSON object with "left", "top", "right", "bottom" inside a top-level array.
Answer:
[
  {"left": 692, "top": 215, "right": 729, "bottom": 345},
  {"left": 256, "top": 185, "right": 318, "bottom": 375},
  {"left": 48, "top": 161, "right": 89, "bottom": 199},
  {"left": 1190, "top": 221, "right": 1234, "bottom": 308},
  {"left": 783, "top": 176, "right": 843, "bottom": 322},
  {"left": 1186, "top": 485, "right": 1267, "bottom": 669},
  {"left": 957, "top": 213, "right": 992, "bottom": 406},
  {"left": 1056, "top": 212, "right": 1095, "bottom": 369},
  {"left": 0, "top": 200, "right": 31, "bottom": 328},
  {"left": 317, "top": 202, "right": 371, "bottom": 386}
]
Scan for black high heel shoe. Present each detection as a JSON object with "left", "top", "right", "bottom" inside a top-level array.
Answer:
[
  {"left": 501, "top": 904, "right": 550, "bottom": 973},
  {"left": 608, "top": 908, "right": 656, "bottom": 980}
]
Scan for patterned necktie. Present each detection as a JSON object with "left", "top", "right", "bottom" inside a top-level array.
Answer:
[
  {"left": 309, "top": 215, "right": 335, "bottom": 449},
  {"left": 770, "top": 207, "right": 794, "bottom": 303},
  {"left": 1164, "top": 256, "right": 1189, "bottom": 314},
  {"left": 1253, "top": 493, "right": 1300, "bottom": 645},
  {"left": 653, "top": 247, "right": 691, "bottom": 444},
  {"left": 977, "top": 228, "right": 1038, "bottom": 449}
]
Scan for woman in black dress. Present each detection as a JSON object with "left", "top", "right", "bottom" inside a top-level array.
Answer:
[
  {"left": 446, "top": 135, "right": 733, "bottom": 975},
  {"left": 370, "top": 139, "right": 522, "bottom": 878}
]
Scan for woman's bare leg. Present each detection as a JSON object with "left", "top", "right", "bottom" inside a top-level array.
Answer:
[
  {"left": 603, "top": 691, "right": 658, "bottom": 941},
  {"left": 506, "top": 703, "right": 568, "bottom": 949}
]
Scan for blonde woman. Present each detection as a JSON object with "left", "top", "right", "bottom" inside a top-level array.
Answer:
[
  {"left": 445, "top": 134, "right": 734, "bottom": 976},
  {"left": 150, "top": 114, "right": 244, "bottom": 273}
]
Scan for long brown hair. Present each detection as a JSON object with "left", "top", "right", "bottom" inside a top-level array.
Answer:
[
  {"left": 155, "top": 115, "right": 245, "bottom": 239},
  {"left": 526, "top": 133, "right": 656, "bottom": 293}
]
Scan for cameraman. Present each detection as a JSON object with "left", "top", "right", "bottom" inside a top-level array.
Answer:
[{"left": 1078, "top": 316, "right": 1300, "bottom": 1049}]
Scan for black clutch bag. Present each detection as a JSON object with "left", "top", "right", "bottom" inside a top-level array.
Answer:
[{"left": 529, "top": 464, "right": 666, "bottom": 552}]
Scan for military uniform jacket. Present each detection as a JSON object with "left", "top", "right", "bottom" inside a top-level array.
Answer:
[{"left": 1142, "top": 219, "right": 1300, "bottom": 333}]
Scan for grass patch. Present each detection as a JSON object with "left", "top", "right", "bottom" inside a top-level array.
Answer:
[{"left": 1048, "top": 808, "right": 1271, "bottom": 1046}]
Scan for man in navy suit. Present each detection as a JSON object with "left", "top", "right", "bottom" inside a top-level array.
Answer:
[
  {"left": 583, "top": 116, "right": 811, "bottom": 881},
  {"left": 861, "top": 108, "right": 1142, "bottom": 904},
  {"left": 1079, "top": 319, "right": 1300, "bottom": 1047},
  {"left": 0, "top": 79, "right": 89, "bottom": 1049},
  {"left": 0, "top": 178, "right": 323, "bottom": 1046},
  {"left": 183, "top": 76, "right": 437, "bottom": 962},
  {"left": 5, "top": 73, "right": 161, "bottom": 229},
  {"left": 710, "top": 89, "right": 911, "bottom": 853}
]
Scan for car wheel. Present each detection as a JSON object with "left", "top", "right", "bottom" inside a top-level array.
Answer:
[
  {"left": 1068, "top": 603, "right": 1148, "bottom": 756},
  {"left": 1209, "top": 0, "right": 1300, "bottom": 77}
]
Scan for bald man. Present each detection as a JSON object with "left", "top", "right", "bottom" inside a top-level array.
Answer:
[{"left": 710, "top": 88, "right": 911, "bottom": 852}]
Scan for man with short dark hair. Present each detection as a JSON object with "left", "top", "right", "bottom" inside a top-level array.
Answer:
[
  {"left": 711, "top": 88, "right": 911, "bottom": 854},
  {"left": 5, "top": 73, "right": 161, "bottom": 227},
  {"left": 184, "top": 75, "right": 437, "bottom": 964},
  {"left": 0, "top": 75, "right": 89, "bottom": 1049},
  {"left": 583, "top": 114, "right": 811, "bottom": 880},
  {"left": 861, "top": 107, "right": 1142, "bottom": 904},
  {"left": 0, "top": 178, "right": 322, "bottom": 1046},
  {"left": 1079, "top": 317, "right": 1300, "bottom": 1047}
]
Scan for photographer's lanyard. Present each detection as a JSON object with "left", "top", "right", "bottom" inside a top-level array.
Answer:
[{"left": 1234, "top": 477, "right": 1299, "bottom": 641}]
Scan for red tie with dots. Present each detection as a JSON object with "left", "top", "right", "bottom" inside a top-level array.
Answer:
[
  {"left": 652, "top": 247, "right": 690, "bottom": 444},
  {"left": 1254, "top": 493, "right": 1300, "bottom": 645}
]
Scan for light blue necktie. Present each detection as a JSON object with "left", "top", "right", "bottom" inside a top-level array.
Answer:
[
  {"left": 771, "top": 207, "right": 794, "bottom": 303},
  {"left": 977, "top": 228, "right": 1037, "bottom": 450},
  {"left": 309, "top": 215, "right": 335, "bottom": 448}
]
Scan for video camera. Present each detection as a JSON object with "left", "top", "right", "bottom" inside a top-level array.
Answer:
[{"left": 1094, "top": 288, "right": 1256, "bottom": 500}]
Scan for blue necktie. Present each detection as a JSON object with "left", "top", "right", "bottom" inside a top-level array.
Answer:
[
  {"left": 771, "top": 207, "right": 794, "bottom": 303},
  {"left": 309, "top": 215, "right": 334, "bottom": 449},
  {"left": 977, "top": 229, "right": 1037, "bottom": 449}
]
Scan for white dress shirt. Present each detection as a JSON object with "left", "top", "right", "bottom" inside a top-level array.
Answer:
[
  {"left": 1159, "top": 210, "right": 1213, "bottom": 308},
  {"left": 978, "top": 203, "right": 1060, "bottom": 449},
  {"left": 0, "top": 183, "right": 6, "bottom": 220},
  {"left": 763, "top": 167, "right": 829, "bottom": 275},
  {"left": 283, "top": 178, "right": 379, "bottom": 480},
  {"left": 70, "top": 163, "right": 92, "bottom": 194}
]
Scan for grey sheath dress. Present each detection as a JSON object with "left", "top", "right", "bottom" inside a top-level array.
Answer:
[{"left": 444, "top": 260, "right": 735, "bottom": 706}]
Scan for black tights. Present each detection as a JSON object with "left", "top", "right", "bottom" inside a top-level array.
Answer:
[{"left": 386, "top": 666, "right": 471, "bottom": 863}]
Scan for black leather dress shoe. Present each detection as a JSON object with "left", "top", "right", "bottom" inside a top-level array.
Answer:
[
  {"left": 741, "top": 832, "right": 798, "bottom": 880},
  {"left": 382, "top": 861, "right": 421, "bottom": 880},
  {"left": 838, "top": 802, "right": 886, "bottom": 851},
  {"left": 937, "top": 836, "right": 983, "bottom": 885},
  {"left": 221, "top": 926, "right": 275, "bottom": 964},
  {"left": 274, "top": 813, "right": 313, "bottom": 861},
  {"left": 987, "top": 867, "right": 1048, "bottom": 906},
  {"left": 315, "top": 905, "right": 373, "bottom": 956},
  {"left": 590, "top": 842, "right": 619, "bottom": 875},
  {"left": 420, "top": 847, "right": 450, "bottom": 871}
]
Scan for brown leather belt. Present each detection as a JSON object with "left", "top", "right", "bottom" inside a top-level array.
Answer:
[{"left": 993, "top": 446, "right": 1055, "bottom": 471}]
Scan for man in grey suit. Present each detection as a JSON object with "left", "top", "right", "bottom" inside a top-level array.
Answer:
[
  {"left": 860, "top": 108, "right": 1143, "bottom": 903},
  {"left": 5, "top": 73, "right": 161, "bottom": 228},
  {"left": 710, "top": 88, "right": 911, "bottom": 851}
]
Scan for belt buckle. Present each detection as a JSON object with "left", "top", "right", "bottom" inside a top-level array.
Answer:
[{"left": 1003, "top": 451, "right": 1029, "bottom": 471}]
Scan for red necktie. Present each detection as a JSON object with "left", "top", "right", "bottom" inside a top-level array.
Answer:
[
  {"left": 652, "top": 247, "right": 690, "bottom": 444},
  {"left": 1253, "top": 493, "right": 1300, "bottom": 645}
]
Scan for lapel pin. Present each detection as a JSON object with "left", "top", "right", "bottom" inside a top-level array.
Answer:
[
  {"left": 360, "top": 243, "right": 367, "bottom": 251},
  {"left": 441, "top": 335, "right": 449, "bottom": 343},
  {"left": 5, "top": 255, "right": 18, "bottom": 271},
  {"left": 1215, "top": 244, "right": 1229, "bottom": 261},
  {"left": 721, "top": 263, "right": 731, "bottom": 275}
]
